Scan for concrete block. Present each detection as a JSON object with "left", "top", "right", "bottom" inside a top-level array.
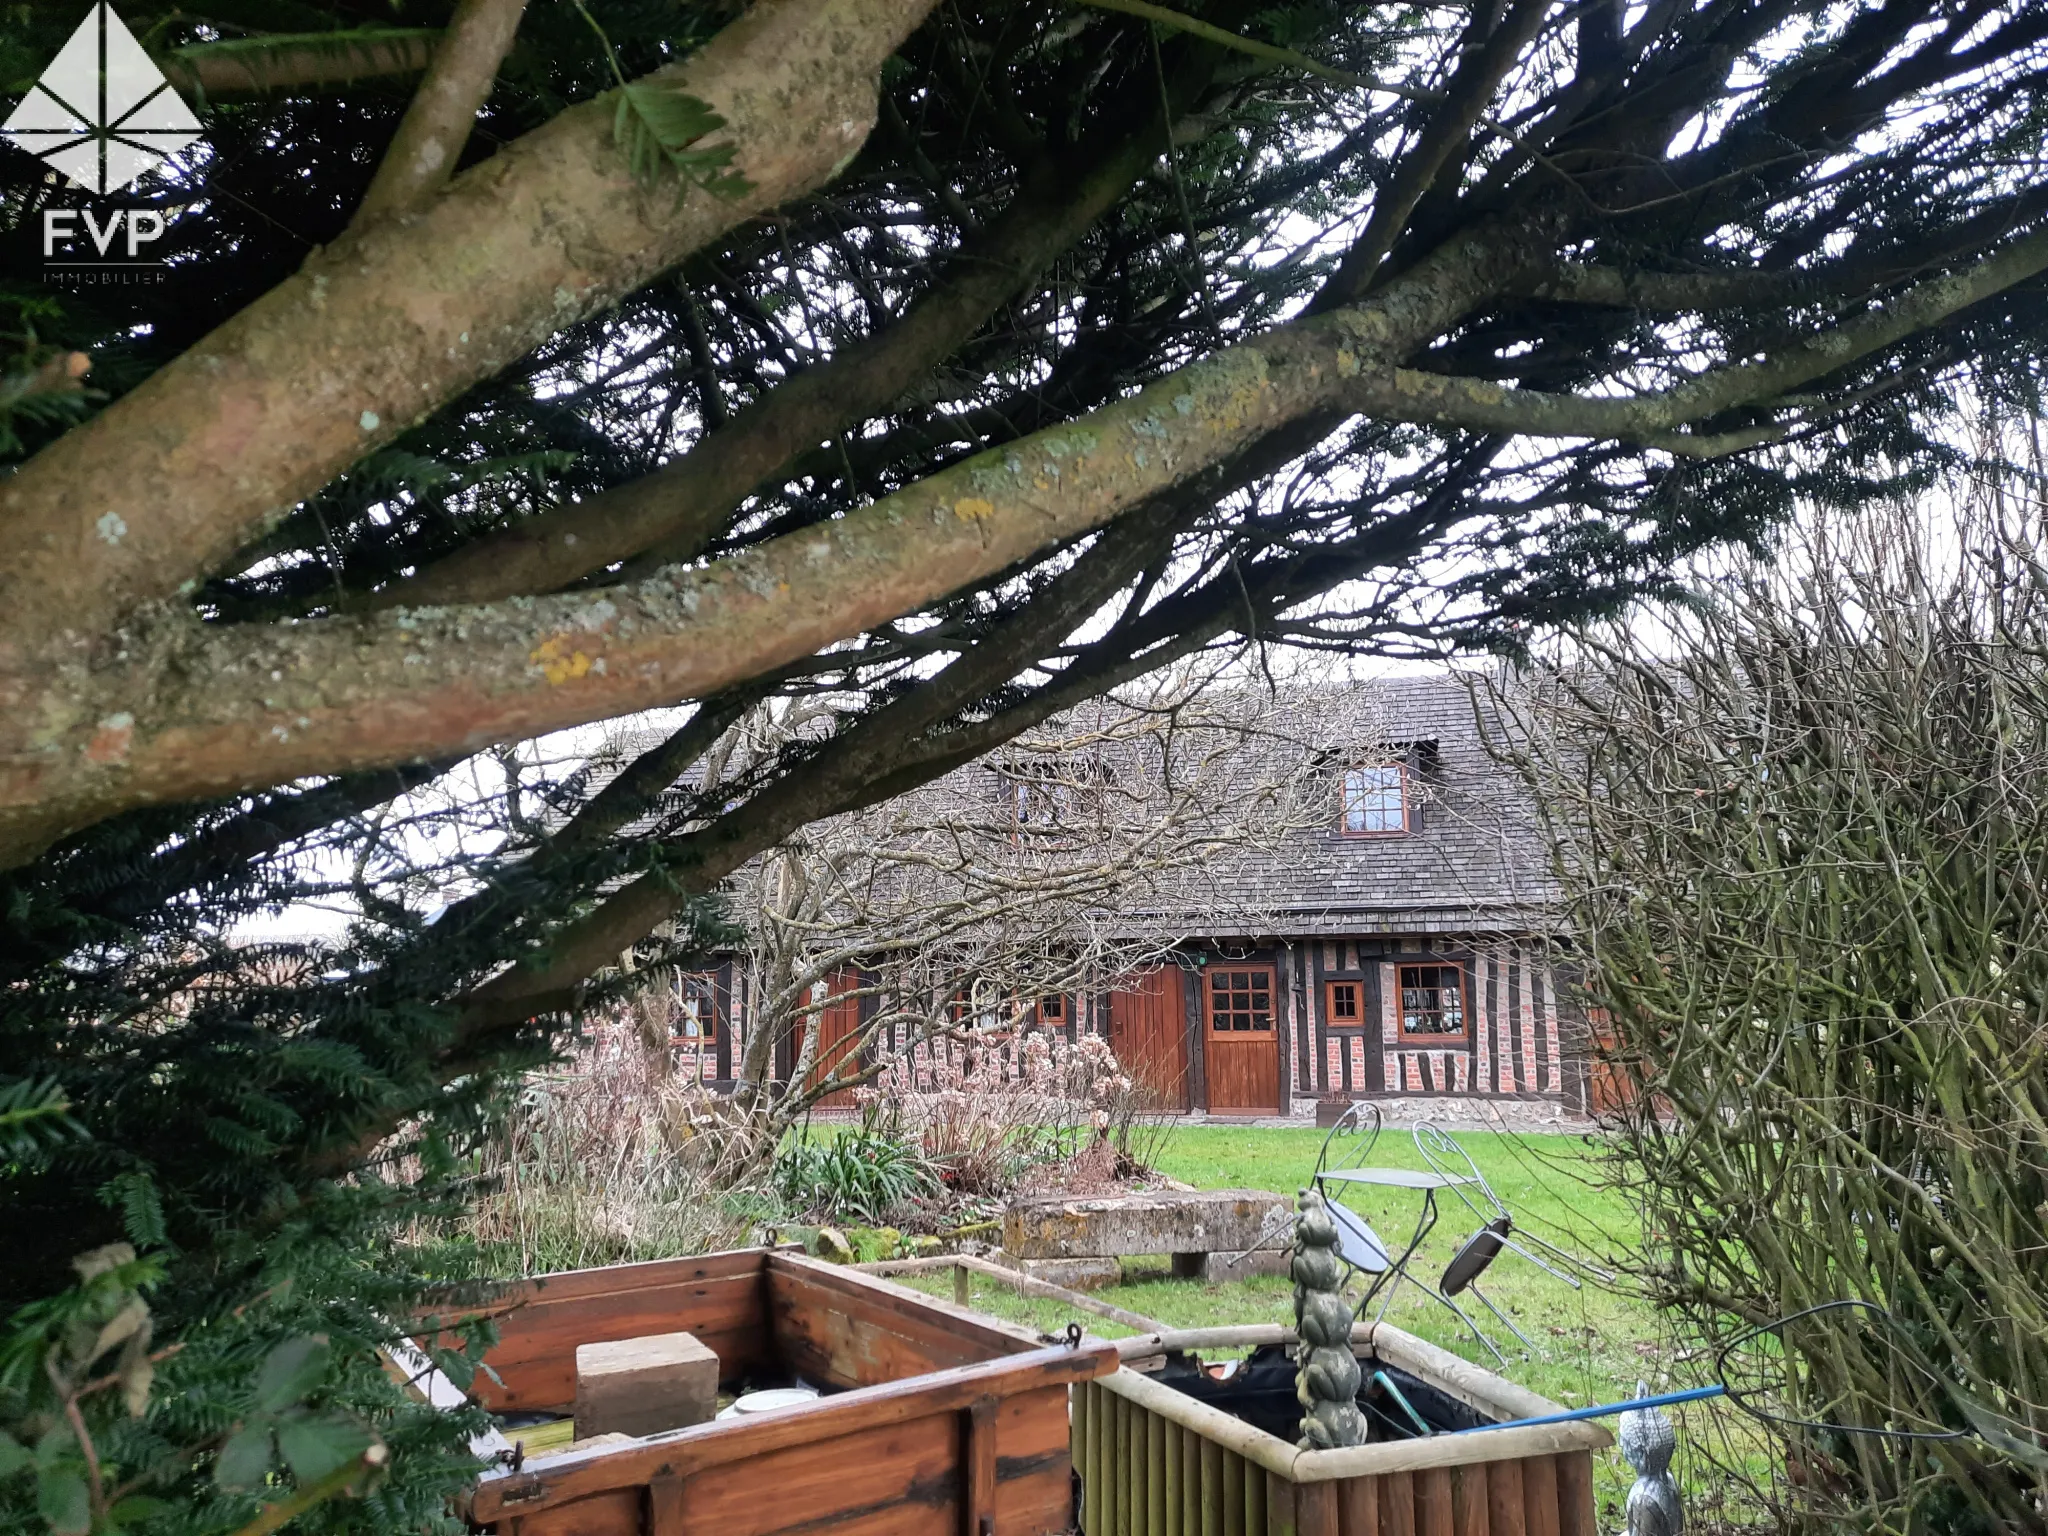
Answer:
[
  {"left": 992, "top": 1253, "right": 1125, "bottom": 1290},
  {"left": 1002, "top": 1189, "right": 1289, "bottom": 1260},
  {"left": 574, "top": 1331, "right": 719, "bottom": 1439},
  {"left": 1196, "top": 1248, "right": 1293, "bottom": 1284}
]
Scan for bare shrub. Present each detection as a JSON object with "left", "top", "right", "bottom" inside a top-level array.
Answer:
[
  {"left": 463, "top": 1017, "right": 764, "bottom": 1273},
  {"left": 1501, "top": 481, "right": 2048, "bottom": 1531},
  {"left": 860, "top": 1031, "right": 1169, "bottom": 1202}
]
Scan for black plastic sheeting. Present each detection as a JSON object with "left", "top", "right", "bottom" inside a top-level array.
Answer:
[{"left": 1154, "top": 1345, "right": 1494, "bottom": 1443}]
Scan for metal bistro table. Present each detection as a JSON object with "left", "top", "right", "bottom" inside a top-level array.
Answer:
[{"left": 1312, "top": 1163, "right": 1518, "bottom": 1362}]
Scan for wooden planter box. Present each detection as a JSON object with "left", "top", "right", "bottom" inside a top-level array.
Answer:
[
  {"left": 1073, "top": 1325, "right": 1610, "bottom": 1536},
  {"left": 439, "top": 1247, "right": 1115, "bottom": 1536}
]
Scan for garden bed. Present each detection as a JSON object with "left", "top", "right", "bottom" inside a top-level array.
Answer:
[
  {"left": 1076, "top": 1324, "right": 1609, "bottom": 1536},
  {"left": 430, "top": 1246, "right": 1115, "bottom": 1535}
]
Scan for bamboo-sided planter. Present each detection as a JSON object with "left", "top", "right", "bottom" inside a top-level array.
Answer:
[
  {"left": 429, "top": 1247, "right": 1115, "bottom": 1536},
  {"left": 1073, "top": 1324, "right": 1611, "bottom": 1536}
]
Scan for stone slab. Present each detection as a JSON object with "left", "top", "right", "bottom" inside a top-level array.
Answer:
[
  {"left": 574, "top": 1330, "right": 719, "bottom": 1439},
  {"left": 991, "top": 1253, "right": 1126, "bottom": 1291},
  {"left": 1002, "top": 1189, "right": 1289, "bottom": 1260},
  {"left": 1195, "top": 1248, "right": 1293, "bottom": 1284}
]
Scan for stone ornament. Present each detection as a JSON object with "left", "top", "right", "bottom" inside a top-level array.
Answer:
[
  {"left": 1619, "top": 1379, "right": 1683, "bottom": 1536},
  {"left": 1292, "top": 1187, "right": 1366, "bottom": 1449}
]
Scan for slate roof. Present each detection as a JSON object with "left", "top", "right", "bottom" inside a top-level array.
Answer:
[
  {"left": 1182, "top": 672, "right": 1560, "bottom": 937},
  {"left": 577, "top": 670, "right": 1559, "bottom": 941}
]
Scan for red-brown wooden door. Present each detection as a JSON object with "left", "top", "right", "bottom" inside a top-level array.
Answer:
[
  {"left": 1203, "top": 965, "right": 1280, "bottom": 1114},
  {"left": 1107, "top": 966, "right": 1189, "bottom": 1110},
  {"left": 797, "top": 968, "right": 863, "bottom": 1108}
]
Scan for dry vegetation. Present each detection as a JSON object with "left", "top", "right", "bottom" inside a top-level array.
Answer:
[{"left": 1500, "top": 471, "right": 2048, "bottom": 1533}]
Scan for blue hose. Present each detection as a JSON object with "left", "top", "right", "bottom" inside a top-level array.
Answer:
[{"left": 1456, "top": 1383, "right": 1728, "bottom": 1434}]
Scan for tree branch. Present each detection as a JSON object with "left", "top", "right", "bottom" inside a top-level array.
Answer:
[
  {"left": 1341, "top": 224, "right": 2048, "bottom": 452},
  {"left": 353, "top": 0, "right": 529, "bottom": 225},
  {"left": 0, "top": 0, "right": 940, "bottom": 663},
  {"left": 1318, "top": 0, "right": 1553, "bottom": 307},
  {"left": 373, "top": 102, "right": 1183, "bottom": 607},
  {"left": 1068, "top": 0, "right": 1434, "bottom": 102},
  {"left": 13, "top": 211, "right": 2040, "bottom": 864},
  {"left": 161, "top": 32, "right": 441, "bottom": 101},
  {"left": 1, "top": 225, "right": 1521, "bottom": 868}
]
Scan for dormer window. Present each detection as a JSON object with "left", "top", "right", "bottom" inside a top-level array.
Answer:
[
  {"left": 1007, "top": 776, "right": 1068, "bottom": 828},
  {"left": 997, "top": 757, "right": 1110, "bottom": 831},
  {"left": 1339, "top": 762, "right": 1407, "bottom": 836}
]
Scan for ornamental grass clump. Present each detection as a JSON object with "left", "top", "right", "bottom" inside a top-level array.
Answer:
[{"left": 1504, "top": 489, "right": 2048, "bottom": 1532}]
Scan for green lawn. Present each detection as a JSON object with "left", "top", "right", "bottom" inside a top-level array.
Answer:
[{"left": 892, "top": 1124, "right": 1761, "bottom": 1527}]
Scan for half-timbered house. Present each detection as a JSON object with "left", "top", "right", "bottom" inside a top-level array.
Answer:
[{"left": 656, "top": 674, "right": 1588, "bottom": 1116}]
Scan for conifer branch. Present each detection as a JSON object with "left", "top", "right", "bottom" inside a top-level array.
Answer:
[
  {"left": 353, "top": 0, "right": 530, "bottom": 224},
  {"left": 161, "top": 30, "right": 442, "bottom": 101},
  {"left": 0, "top": 0, "right": 941, "bottom": 666}
]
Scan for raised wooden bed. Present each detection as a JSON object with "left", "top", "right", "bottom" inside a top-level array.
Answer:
[
  {"left": 1073, "top": 1324, "right": 1610, "bottom": 1536},
  {"left": 438, "top": 1247, "right": 1115, "bottom": 1536}
]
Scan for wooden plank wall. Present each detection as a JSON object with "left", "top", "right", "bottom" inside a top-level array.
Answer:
[
  {"left": 766, "top": 1253, "right": 1042, "bottom": 1385},
  {"left": 438, "top": 1249, "right": 772, "bottom": 1414},
  {"left": 471, "top": 1340, "right": 1112, "bottom": 1535},
  {"left": 1073, "top": 1380, "right": 1597, "bottom": 1536}
]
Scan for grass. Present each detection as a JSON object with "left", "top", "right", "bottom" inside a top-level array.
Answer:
[{"left": 891, "top": 1124, "right": 1766, "bottom": 1528}]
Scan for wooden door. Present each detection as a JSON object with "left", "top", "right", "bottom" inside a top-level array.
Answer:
[
  {"left": 796, "top": 968, "right": 863, "bottom": 1108},
  {"left": 1203, "top": 965, "right": 1280, "bottom": 1114},
  {"left": 1106, "top": 966, "right": 1188, "bottom": 1110},
  {"left": 1584, "top": 1007, "right": 1636, "bottom": 1115}
]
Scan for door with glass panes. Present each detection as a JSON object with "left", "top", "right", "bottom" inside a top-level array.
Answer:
[{"left": 1202, "top": 965, "right": 1279, "bottom": 1113}]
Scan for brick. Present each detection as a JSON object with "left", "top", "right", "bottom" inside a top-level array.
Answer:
[{"left": 574, "top": 1331, "right": 719, "bottom": 1439}]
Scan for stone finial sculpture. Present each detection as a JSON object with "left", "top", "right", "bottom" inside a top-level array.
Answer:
[
  {"left": 1619, "top": 1380, "right": 1683, "bottom": 1536},
  {"left": 1292, "top": 1188, "right": 1366, "bottom": 1450}
]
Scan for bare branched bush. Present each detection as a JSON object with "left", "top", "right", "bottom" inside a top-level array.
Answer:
[
  {"left": 861, "top": 1031, "right": 1167, "bottom": 1199},
  {"left": 684, "top": 662, "right": 1389, "bottom": 1166},
  {"left": 463, "top": 1017, "right": 764, "bottom": 1273},
  {"left": 1501, "top": 481, "right": 2048, "bottom": 1532}
]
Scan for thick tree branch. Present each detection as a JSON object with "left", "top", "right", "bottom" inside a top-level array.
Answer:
[
  {"left": 1514, "top": 187, "right": 2048, "bottom": 311},
  {"left": 161, "top": 32, "right": 441, "bottom": 101},
  {"left": 0, "top": 0, "right": 939, "bottom": 663},
  {"left": 0, "top": 225, "right": 1524, "bottom": 869},
  {"left": 11, "top": 211, "right": 2041, "bottom": 865},
  {"left": 1347, "top": 225, "right": 2048, "bottom": 452},
  {"left": 375, "top": 105, "right": 1181, "bottom": 607},
  {"left": 353, "top": 0, "right": 529, "bottom": 224}
]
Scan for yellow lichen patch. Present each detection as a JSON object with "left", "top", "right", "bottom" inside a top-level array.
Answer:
[
  {"left": 530, "top": 635, "right": 595, "bottom": 685},
  {"left": 953, "top": 497, "right": 996, "bottom": 521}
]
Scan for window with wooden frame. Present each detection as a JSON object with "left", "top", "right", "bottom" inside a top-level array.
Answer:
[
  {"left": 1207, "top": 968, "right": 1274, "bottom": 1033},
  {"left": 1035, "top": 993, "right": 1067, "bottom": 1026},
  {"left": 1338, "top": 762, "right": 1408, "bottom": 835},
  {"left": 672, "top": 970, "right": 719, "bottom": 1043},
  {"left": 1397, "top": 964, "right": 1467, "bottom": 1041},
  {"left": 1324, "top": 979, "right": 1364, "bottom": 1028}
]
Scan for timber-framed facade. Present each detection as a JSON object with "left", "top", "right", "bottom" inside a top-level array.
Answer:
[{"left": 657, "top": 675, "right": 1588, "bottom": 1116}]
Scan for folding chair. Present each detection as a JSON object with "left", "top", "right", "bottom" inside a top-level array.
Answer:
[
  {"left": 1414, "top": 1124, "right": 1615, "bottom": 1358},
  {"left": 1310, "top": 1104, "right": 1511, "bottom": 1361}
]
